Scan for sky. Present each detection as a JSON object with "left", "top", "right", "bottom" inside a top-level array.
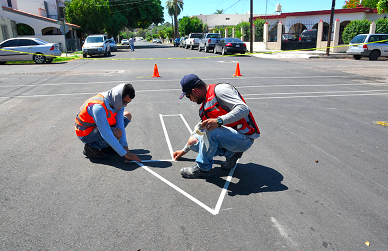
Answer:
[{"left": 163, "top": 0, "right": 346, "bottom": 23}]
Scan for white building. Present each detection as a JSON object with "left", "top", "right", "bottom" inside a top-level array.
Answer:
[
  {"left": 194, "top": 13, "right": 260, "bottom": 28},
  {"left": 0, "top": 0, "right": 80, "bottom": 51}
]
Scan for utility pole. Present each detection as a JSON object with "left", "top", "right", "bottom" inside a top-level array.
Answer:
[
  {"left": 250, "top": 0, "right": 253, "bottom": 53},
  {"left": 326, "top": 0, "right": 336, "bottom": 56}
]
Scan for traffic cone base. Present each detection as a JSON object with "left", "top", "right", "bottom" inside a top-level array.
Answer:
[
  {"left": 233, "top": 62, "right": 242, "bottom": 77},
  {"left": 152, "top": 63, "right": 160, "bottom": 77}
]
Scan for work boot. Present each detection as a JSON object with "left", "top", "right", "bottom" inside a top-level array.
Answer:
[
  {"left": 101, "top": 146, "right": 116, "bottom": 154},
  {"left": 83, "top": 144, "right": 108, "bottom": 159},
  {"left": 180, "top": 164, "right": 214, "bottom": 179},
  {"left": 221, "top": 152, "right": 243, "bottom": 170}
]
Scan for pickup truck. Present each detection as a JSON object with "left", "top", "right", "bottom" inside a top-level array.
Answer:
[
  {"left": 198, "top": 33, "right": 221, "bottom": 53},
  {"left": 185, "top": 33, "right": 202, "bottom": 50}
]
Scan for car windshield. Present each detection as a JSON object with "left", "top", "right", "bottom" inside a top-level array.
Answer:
[
  {"left": 86, "top": 37, "right": 104, "bottom": 43},
  {"left": 225, "top": 38, "right": 243, "bottom": 43},
  {"left": 34, "top": 39, "right": 48, "bottom": 44},
  {"left": 208, "top": 34, "right": 221, "bottom": 38},
  {"left": 350, "top": 35, "right": 367, "bottom": 44},
  {"left": 191, "top": 34, "right": 202, "bottom": 38},
  {"left": 301, "top": 30, "right": 317, "bottom": 37}
]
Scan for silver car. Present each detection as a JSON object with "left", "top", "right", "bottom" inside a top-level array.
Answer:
[
  {"left": 0, "top": 37, "right": 61, "bottom": 64},
  {"left": 346, "top": 34, "right": 388, "bottom": 60}
]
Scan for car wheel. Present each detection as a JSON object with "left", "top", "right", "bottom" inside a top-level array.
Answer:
[
  {"left": 204, "top": 46, "right": 208, "bottom": 53},
  {"left": 46, "top": 58, "right": 54, "bottom": 63},
  {"left": 222, "top": 47, "right": 226, "bottom": 56},
  {"left": 83, "top": 53, "right": 87, "bottom": 58},
  {"left": 353, "top": 55, "right": 361, "bottom": 60},
  {"left": 369, "top": 50, "right": 380, "bottom": 60},
  {"left": 0, "top": 61, "right": 7, "bottom": 64},
  {"left": 33, "top": 54, "right": 46, "bottom": 64}
]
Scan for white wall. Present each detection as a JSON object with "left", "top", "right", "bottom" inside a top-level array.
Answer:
[{"left": 195, "top": 13, "right": 260, "bottom": 28}]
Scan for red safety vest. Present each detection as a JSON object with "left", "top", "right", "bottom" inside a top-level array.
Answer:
[
  {"left": 75, "top": 94, "right": 117, "bottom": 137},
  {"left": 199, "top": 84, "right": 260, "bottom": 135}
]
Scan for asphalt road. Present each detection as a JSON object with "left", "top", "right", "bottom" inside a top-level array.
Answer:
[{"left": 1, "top": 41, "right": 387, "bottom": 250}]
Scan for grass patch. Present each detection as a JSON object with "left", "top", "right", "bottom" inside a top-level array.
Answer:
[{"left": 5, "top": 55, "right": 80, "bottom": 64}]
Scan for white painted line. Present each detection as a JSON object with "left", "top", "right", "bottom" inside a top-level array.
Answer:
[
  {"left": 125, "top": 159, "right": 174, "bottom": 163},
  {"left": 245, "top": 92, "right": 388, "bottom": 100},
  {"left": 179, "top": 114, "right": 192, "bottom": 133},
  {"left": 136, "top": 161, "right": 217, "bottom": 215},
  {"left": 243, "top": 89, "right": 388, "bottom": 97},
  {"left": 271, "top": 217, "right": 298, "bottom": 247},
  {"left": 159, "top": 114, "right": 174, "bottom": 160},
  {"left": 213, "top": 162, "right": 238, "bottom": 214}
]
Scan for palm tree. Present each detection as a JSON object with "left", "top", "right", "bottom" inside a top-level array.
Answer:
[{"left": 166, "top": 0, "right": 184, "bottom": 39}]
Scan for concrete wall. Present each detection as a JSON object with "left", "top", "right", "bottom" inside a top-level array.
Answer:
[
  {"left": 194, "top": 13, "right": 260, "bottom": 28},
  {"left": 0, "top": 16, "right": 15, "bottom": 41}
]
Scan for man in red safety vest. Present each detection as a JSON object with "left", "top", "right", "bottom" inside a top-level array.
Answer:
[
  {"left": 173, "top": 74, "right": 260, "bottom": 179},
  {"left": 75, "top": 83, "right": 141, "bottom": 162}
]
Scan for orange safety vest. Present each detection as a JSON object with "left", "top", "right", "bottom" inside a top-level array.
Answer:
[
  {"left": 199, "top": 84, "right": 260, "bottom": 135},
  {"left": 75, "top": 94, "right": 117, "bottom": 137}
]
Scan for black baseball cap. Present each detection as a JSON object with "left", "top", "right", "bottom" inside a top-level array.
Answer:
[{"left": 179, "top": 74, "right": 202, "bottom": 99}]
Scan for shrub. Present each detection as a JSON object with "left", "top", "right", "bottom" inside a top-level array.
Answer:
[
  {"left": 342, "top": 18, "right": 371, "bottom": 44},
  {"left": 375, "top": 18, "right": 388, "bottom": 34}
]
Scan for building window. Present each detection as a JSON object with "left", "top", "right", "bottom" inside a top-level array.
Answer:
[
  {"left": 1, "top": 26, "right": 9, "bottom": 40},
  {"left": 226, "top": 18, "right": 230, "bottom": 20},
  {"left": 7, "top": 0, "right": 12, "bottom": 8}
]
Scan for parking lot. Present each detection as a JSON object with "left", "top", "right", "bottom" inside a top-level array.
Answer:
[{"left": 1, "top": 42, "right": 388, "bottom": 250}]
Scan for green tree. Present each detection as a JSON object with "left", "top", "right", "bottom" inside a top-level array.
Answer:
[
  {"left": 375, "top": 18, "right": 388, "bottom": 33},
  {"left": 342, "top": 18, "right": 371, "bottom": 43},
  {"left": 254, "top": 18, "right": 266, "bottom": 41},
  {"left": 65, "top": 0, "right": 110, "bottom": 34},
  {"left": 178, "top": 16, "right": 204, "bottom": 35},
  {"left": 16, "top": 23, "right": 35, "bottom": 35},
  {"left": 377, "top": 0, "right": 388, "bottom": 13},
  {"left": 110, "top": 0, "right": 164, "bottom": 29},
  {"left": 166, "top": 0, "right": 184, "bottom": 38},
  {"left": 106, "top": 12, "right": 128, "bottom": 38},
  {"left": 362, "top": 0, "right": 379, "bottom": 8},
  {"left": 214, "top": 9, "right": 224, "bottom": 14},
  {"left": 343, "top": 0, "right": 361, "bottom": 8}
]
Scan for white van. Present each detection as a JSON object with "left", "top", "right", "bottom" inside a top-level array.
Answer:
[{"left": 82, "top": 35, "right": 111, "bottom": 58}]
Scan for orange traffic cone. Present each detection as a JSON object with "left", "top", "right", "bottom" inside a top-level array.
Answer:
[
  {"left": 233, "top": 63, "right": 242, "bottom": 77},
  {"left": 152, "top": 63, "right": 160, "bottom": 77}
]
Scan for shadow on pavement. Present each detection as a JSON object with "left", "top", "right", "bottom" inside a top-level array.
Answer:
[
  {"left": 88, "top": 148, "right": 169, "bottom": 171},
  {"left": 207, "top": 162, "right": 288, "bottom": 196}
]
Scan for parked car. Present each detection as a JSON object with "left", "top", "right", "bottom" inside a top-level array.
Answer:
[
  {"left": 198, "top": 33, "right": 221, "bottom": 52},
  {"left": 174, "top": 38, "right": 180, "bottom": 47},
  {"left": 299, "top": 29, "right": 317, "bottom": 42},
  {"left": 0, "top": 37, "right": 61, "bottom": 64},
  {"left": 185, "top": 33, "right": 202, "bottom": 49},
  {"left": 108, "top": 39, "right": 117, "bottom": 52},
  {"left": 346, "top": 33, "right": 388, "bottom": 60},
  {"left": 82, "top": 34, "right": 111, "bottom": 57},
  {"left": 282, "top": 34, "right": 297, "bottom": 42},
  {"left": 214, "top": 38, "right": 247, "bottom": 55},
  {"left": 179, "top": 37, "right": 187, "bottom": 47},
  {"left": 152, "top": 39, "right": 157, "bottom": 43},
  {"left": 155, "top": 39, "right": 162, "bottom": 44},
  {"left": 121, "top": 39, "right": 129, "bottom": 45}
]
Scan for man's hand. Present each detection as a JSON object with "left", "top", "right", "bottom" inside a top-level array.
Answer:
[
  {"left": 173, "top": 150, "right": 186, "bottom": 161},
  {"left": 124, "top": 152, "right": 142, "bottom": 162},
  {"left": 201, "top": 118, "right": 219, "bottom": 131}
]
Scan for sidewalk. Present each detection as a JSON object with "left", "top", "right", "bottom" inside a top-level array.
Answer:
[{"left": 250, "top": 50, "right": 350, "bottom": 59}]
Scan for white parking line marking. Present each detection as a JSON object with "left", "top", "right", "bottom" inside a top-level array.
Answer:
[
  {"left": 159, "top": 114, "right": 174, "bottom": 160},
  {"left": 271, "top": 217, "right": 298, "bottom": 247}
]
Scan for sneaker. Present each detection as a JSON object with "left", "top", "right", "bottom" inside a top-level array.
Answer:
[
  {"left": 180, "top": 164, "right": 214, "bottom": 179},
  {"left": 83, "top": 144, "right": 108, "bottom": 159},
  {"left": 221, "top": 152, "right": 243, "bottom": 170}
]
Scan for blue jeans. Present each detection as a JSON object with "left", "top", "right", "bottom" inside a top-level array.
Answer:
[
  {"left": 189, "top": 126, "right": 254, "bottom": 171},
  {"left": 130, "top": 44, "right": 134, "bottom": 51},
  {"left": 81, "top": 117, "right": 130, "bottom": 149}
]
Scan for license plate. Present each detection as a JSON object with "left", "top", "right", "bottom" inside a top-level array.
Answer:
[{"left": 236, "top": 44, "right": 240, "bottom": 47}]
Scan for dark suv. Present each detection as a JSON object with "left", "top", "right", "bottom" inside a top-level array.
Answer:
[{"left": 299, "top": 29, "right": 317, "bottom": 42}]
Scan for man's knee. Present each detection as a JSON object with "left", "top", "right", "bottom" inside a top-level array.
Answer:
[
  {"left": 113, "top": 127, "right": 122, "bottom": 139},
  {"left": 187, "top": 136, "right": 198, "bottom": 146},
  {"left": 124, "top": 111, "right": 132, "bottom": 121}
]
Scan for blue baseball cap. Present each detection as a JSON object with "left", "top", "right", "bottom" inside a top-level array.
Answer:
[{"left": 179, "top": 74, "right": 202, "bottom": 99}]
